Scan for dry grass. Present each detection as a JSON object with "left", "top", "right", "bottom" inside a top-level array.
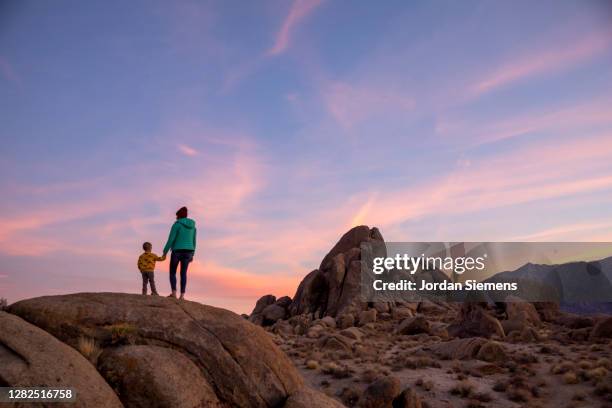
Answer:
[
  {"left": 77, "top": 336, "right": 101, "bottom": 363},
  {"left": 107, "top": 323, "right": 137, "bottom": 344}
]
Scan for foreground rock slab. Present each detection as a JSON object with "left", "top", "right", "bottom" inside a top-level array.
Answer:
[
  {"left": 9, "top": 293, "right": 311, "bottom": 408},
  {"left": 0, "top": 311, "right": 122, "bottom": 408}
]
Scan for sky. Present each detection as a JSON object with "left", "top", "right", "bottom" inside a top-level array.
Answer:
[{"left": 1, "top": 0, "right": 611, "bottom": 313}]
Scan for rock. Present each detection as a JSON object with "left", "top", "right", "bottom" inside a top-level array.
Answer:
[
  {"left": 417, "top": 300, "right": 448, "bottom": 315},
  {"left": 284, "top": 387, "right": 346, "bottom": 408},
  {"left": 476, "top": 341, "right": 507, "bottom": 362},
  {"left": 288, "top": 226, "right": 384, "bottom": 318},
  {"left": 320, "top": 316, "right": 337, "bottom": 328},
  {"left": 318, "top": 334, "right": 354, "bottom": 354},
  {"left": 275, "top": 296, "right": 293, "bottom": 309},
  {"left": 337, "top": 313, "right": 355, "bottom": 329},
  {"left": 504, "top": 300, "right": 541, "bottom": 326},
  {"left": 98, "top": 345, "right": 221, "bottom": 407},
  {"left": 500, "top": 318, "right": 527, "bottom": 335},
  {"left": 374, "top": 302, "right": 390, "bottom": 314},
  {"left": 340, "top": 327, "right": 363, "bottom": 341},
  {"left": 392, "top": 387, "right": 422, "bottom": 408},
  {"left": 307, "top": 324, "right": 325, "bottom": 339},
  {"left": 359, "top": 309, "right": 377, "bottom": 326},
  {"left": 533, "top": 302, "right": 560, "bottom": 322},
  {"left": 391, "top": 307, "right": 414, "bottom": 320},
  {"left": 359, "top": 376, "right": 401, "bottom": 408},
  {"left": 262, "top": 304, "right": 287, "bottom": 325},
  {"left": 589, "top": 316, "right": 612, "bottom": 340},
  {"left": 0, "top": 311, "right": 122, "bottom": 408},
  {"left": 447, "top": 303, "right": 505, "bottom": 339},
  {"left": 249, "top": 294, "right": 276, "bottom": 325},
  {"left": 557, "top": 314, "right": 594, "bottom": 329},
  {"left": 397, "top": 316, "right": 430, "bottom": 335},
  {"left": 9, "top": 293, "right": 304, "bottom": 408},
  {"left": 428, "top": 337, "right": 487, "bottom": 360}
]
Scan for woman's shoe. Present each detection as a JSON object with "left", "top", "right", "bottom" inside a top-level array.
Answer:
[
  {"left": 179, "top": 293, "right": 185, "bottom": 300},
  {"left": 168, "top": 291, "right": 177, "bottom": 298}
]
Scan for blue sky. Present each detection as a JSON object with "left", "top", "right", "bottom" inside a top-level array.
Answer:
[{"left": 1, "top": 0, "right": 611, "bottom": 312}]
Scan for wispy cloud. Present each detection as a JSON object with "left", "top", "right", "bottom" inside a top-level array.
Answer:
[
  {"left": 267, "top": 0, "right": 323, "bottom": 56},
  {"left": 470, "top": 29, "right": 612, "bottom": 97},
  {"left": 177, "top": 144, "right": 199, "bottom": 156},
  {"left": 437, "top": 98, "right": 612, "bottom": 147},
  {"left": 339, "top": 133, "right": 612, "bottom": 231}
]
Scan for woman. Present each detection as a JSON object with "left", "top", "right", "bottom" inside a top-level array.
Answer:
[{"left": 163, "top": 206, "right": 197, "bottom": 300}]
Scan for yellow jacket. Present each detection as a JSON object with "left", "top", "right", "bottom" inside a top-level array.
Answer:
[{"left": 138, "top": 252, "right": 164, "bottom": 272}]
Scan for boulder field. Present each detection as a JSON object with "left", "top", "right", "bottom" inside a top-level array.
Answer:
[{"left": 248, "top": 225, "right": 612, "bottom": 407}]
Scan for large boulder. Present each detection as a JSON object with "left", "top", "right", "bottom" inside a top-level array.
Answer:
[
  {"left": 8, "top": 293, "right": 304, "bottom": 408},
  {"left": 359, "top": 376, "right": 401, "bottom": 408},
  {"left": 0, "top": 311, "right": 122, "bottom": 408},
  {"left": 261, "top": 304, "right": 287, "bottom": 326},
  {"left": 447, "top": 303, "right": 505, "bottom": 339},
  {"left": 98, "top": 345, "right": 221, "bottom": 407},
  {"left": 249, "top": 294, "right": 277, "bottom": 325},
  {"left": 589, "top": 316, "right": 612, "bottom": 340},
  {"left": 288, "top": 226, "right": 385, "bottom": 318},
  {"left": 427, "top": 337, "right": 488, "bottom": 360},
  {"left": 397, "top": 316, "right": 430, "bottom": 335}
]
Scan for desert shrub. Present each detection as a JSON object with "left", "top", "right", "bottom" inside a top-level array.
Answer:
[
  {"left": 506, "top": 386, "right": 530, "bottom": 403},
  {"left": 321, "top": 362, "right": 351, "bottom": 379},
  {"left": 451, "top": 380, "right": 475, "bottom": 398},
  {"left": 405, "top": 356, "right": 441, "bottom": 369},
  {"left": 305, "top": 360, "right": 319, "bottom": 370},
  {"left": 563, "top": 371, "right": 579, "bottom": 384}
]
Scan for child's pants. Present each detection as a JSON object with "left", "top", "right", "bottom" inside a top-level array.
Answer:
[{"left": 141, "top": 271, "right": 157, "bottom": 295}]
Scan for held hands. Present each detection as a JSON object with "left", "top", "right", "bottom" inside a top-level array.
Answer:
[{"left": 159, "top": 255, "right": 167, "bottom": 261}]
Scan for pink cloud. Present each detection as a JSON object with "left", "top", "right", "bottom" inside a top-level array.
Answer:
[
  {"left": 339, "top": 133, "right": 612, "bottom": 231},
  {"left": 177, "top": 143, "right": 199, "bottom": 156},
  {"left": 267, "top": 0, "right": 324, "bottom": 56},
  {"left": 470, "top": 29, "right": 612, "bottom": 96}
]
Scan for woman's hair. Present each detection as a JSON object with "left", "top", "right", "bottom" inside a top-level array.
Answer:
[{"left": 176, "top": 206, "right": 188, "bottom": 219}]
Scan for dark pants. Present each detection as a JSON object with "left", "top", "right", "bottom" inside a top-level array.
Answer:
[
  {"left": 141, "top": 271, "right": 157, "bottom": 295},
  {"left": 170, "top": 250, "right": 194, "bottom": 294}
]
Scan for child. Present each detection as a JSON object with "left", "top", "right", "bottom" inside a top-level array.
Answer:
[{"left": 137, "top": 242, "right": 165, "bottom": 295}]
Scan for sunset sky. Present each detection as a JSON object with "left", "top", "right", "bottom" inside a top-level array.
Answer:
[{"left": 1, "top": 0, "right": 611, "bottom": 313}]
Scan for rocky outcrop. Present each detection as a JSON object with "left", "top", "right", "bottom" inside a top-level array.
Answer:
[
  {"left": 7, "top": 293, "right": 314, "bottom": 408},
  {"left": 0, "top": 311, "right": 122, "bottom": 408},
  {"left": 289, "top": 226, "right": 384, "bottom": 318}
]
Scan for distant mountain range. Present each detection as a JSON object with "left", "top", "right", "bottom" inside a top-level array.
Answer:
[{"left": 485, "top": 256, "right": 612, "bottom": 314}]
